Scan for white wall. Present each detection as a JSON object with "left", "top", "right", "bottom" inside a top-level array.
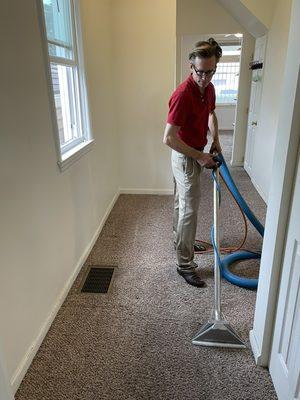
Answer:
[
  {"left": 111, "top": 0, "right": 176, "bottom": 193},
  {"left": 250, "top": 0, "right": 292, "bottom": 200},
  {"left": 0, "top": 0, "right": 118, "bottom": 391},
  {"left": 176, "top": 0, "right": 255, "bottom": 166}
]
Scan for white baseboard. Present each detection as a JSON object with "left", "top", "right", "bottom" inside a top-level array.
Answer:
[
  {"left": 251, "top": 179, "right": 268, "bottom": 204},
  {"left": 230, "top": 160, "right": 244, "bottom": 167},
  {"left": 249, "top": 329, "right": 268, "bottom": 367},
  {"left": 11, "top": 190, "right": 120, "bottom": 394},
  {"left": 249, "top": 329, "right": 260, "bottom": 363},
  {"left": 236, "top": 166, "right": 268, "bottom": 203},
  {"left": 119, "top": 188, "right": 173, "bottom": 195}
]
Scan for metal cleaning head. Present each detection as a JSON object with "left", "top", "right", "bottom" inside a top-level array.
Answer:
[
  {"left": 192, "top": 320, "right": 247, "bottom": 349},
  {"left": 192, "top": 167, "right": 246, "bottom": 350}
]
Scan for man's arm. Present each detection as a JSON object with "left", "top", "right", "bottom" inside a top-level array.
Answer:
[
  {"left": 163, "top": 123, "right": 217, "bottom": 168},
  {"left": 208, "top": 111, "right": 222, "bottom": 154}
]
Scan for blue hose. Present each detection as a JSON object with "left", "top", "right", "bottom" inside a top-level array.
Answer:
[{"left": 211, "top": 154, "right": 264, "bottom": 290}]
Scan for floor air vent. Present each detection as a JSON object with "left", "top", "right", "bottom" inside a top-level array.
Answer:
[{"left": 80, "top": 266, "right": 116, "bottom": 294}]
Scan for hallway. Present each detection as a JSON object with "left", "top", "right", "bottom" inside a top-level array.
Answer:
[{"left": 15, "top": 132, "right": 276, "bottom": 400}]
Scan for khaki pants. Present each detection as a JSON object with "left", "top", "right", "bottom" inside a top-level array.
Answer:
[{"left": 172, "top": 150, "right": 202, "bottom": 270}]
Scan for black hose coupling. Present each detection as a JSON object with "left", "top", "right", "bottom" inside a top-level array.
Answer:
[{"left": 212, "top": 154, "right": 222, "bottom": 168}]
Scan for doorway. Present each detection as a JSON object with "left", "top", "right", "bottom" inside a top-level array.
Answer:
[
  {"left": 244, "top": 35, "right": 267, "bottom": 180},
  {"left": 180, "top": 33, "right": 243, "bottom": 164}
]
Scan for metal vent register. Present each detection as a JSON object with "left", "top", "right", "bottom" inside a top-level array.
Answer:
[{"left": 80, "top": 266, "right": 116, "bottom": 294}]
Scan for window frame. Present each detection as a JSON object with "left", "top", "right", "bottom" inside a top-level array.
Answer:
[
  {"left": 212, "top": 61, "right": 240, "bottom": 106},
  {"left": 213, "top": 41, "right": 241, "bottom": 107},
  {"left": 37, "top": 0, "right": 94, "bottom": 171}
]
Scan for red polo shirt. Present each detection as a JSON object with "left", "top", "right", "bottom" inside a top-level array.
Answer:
[{"left": 167, "top": 74, "right": 216, "bottom": 149}]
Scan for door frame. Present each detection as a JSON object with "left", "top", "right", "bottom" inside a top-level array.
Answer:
[
  {"left": 244, "top": 35, "right": 267, "bottom": 178},
  {"left": 177, "top": 33, "right": 255, "bottom": 168},
  {"left": 269, "top": 143, "right": 300, "bottom": 399},
  {"left": 250, "top": 0, "right": 300, "bottom": 366}
]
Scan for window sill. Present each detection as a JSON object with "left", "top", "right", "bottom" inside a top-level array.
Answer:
[
  {"left": 58, "top": 139, "right": 94, "bottom": 172},
  {"left": 216, "top": 103, "right": 237, "bottom": 107}
]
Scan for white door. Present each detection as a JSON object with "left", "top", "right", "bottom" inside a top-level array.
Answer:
[
  {"left": 244, "top": 35, "right": 267, "bottom": 176},
  {"left": 269, "top": 146, "right": 300, "bottom": 400}
]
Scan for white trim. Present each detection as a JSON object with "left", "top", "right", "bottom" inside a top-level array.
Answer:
[
  {"left": 119, "top": 188, "right": 173, "bottom": 195},
  {"left": 48, "top": 38, "right": 72, "bottom": 50},
  {"left": 10, "top": 190, "right": 120, "bottom": 393},
  {"left": 249, "top": 329, "right": 264, "bottom": 364},
  {"left": 230, "top": 160, "right": 244, "bottom": 167},
  {"left": 49, "top": 55, "right": 76, "bottom": 66},
  {"left": 36, "top": 0, "right": 62, "bottom": 165},
  {"left": 61, "top": 136, "right": 84, "bottom": 155},
  {"left": 216, "top": 104, "right": 236, "bottom": 108},
  {"left": 70, "top": 0, "right": 79, "bottom": 65},
  {"left": 58, "top": 139, "right": 94, "bottom": 171},
  {"left": 73, "top": 0, "right": 93, "bottom": 144},
  {"left": 216, "top": 103, "right": 237, "bottom": 107}
]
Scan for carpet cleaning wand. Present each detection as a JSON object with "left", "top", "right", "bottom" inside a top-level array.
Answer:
[{"left": 192, "top": 158, "right": 246, "bottom": 349}]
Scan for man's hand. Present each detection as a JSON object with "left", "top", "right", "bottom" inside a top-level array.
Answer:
[
  {"left": 197, "top": 152, "right": 218, "bottom": 169},
  {"left": 209, "top": 140, "right": 222, "bottom": 154}
]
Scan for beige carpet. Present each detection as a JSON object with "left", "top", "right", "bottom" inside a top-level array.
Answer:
[{"left": 16, "top": 131, "right": 277, "bottom": 400}]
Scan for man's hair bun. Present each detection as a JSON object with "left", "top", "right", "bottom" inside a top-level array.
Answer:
[
  {"left": 189, "top": 37, "right": 222, "bottom": 63},
  {"left": 207, "top": 37, "right": 217, "bottom": 46}
]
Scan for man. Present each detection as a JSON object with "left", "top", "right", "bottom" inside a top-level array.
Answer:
[{"left": 163, "top": 38, "right": 222, "bottom": 287}]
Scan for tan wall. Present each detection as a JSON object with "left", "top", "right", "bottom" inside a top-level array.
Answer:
[
  {"left": 111, "top": 0, "right": 176, "bottom": 192},
  {"left": 176, "top": 0, "right": 255, "bottom": 166},
  {"left": 251, "top": 0, "right": 292, "bottom": 199},
  {"left": 0, "top": 0, "right": 118, "bottom": 389},
  {"left": 177, "top": 0, "right": 249, "bottom": 35},
  {"left": 240, "top": 0, "right": 275, "bottom": 29}
]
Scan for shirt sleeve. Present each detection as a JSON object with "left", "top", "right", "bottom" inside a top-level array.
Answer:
[{"left": 167, "top": 90, "right": 189, "bottom": 127}]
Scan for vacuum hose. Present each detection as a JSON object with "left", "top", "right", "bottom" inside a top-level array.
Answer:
[{"left": 211, "top": 153, "right": 264, "bottom": 290}]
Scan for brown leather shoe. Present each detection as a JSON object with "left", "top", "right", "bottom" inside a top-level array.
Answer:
[
  {"left": 194, "top": 242, "right": 206, "bottom": 252},
  {"left": 177, "top": 268, "right": 206, "bottom": 287}
]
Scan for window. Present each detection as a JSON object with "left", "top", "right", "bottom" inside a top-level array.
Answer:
[
  {"left": 211, "top": 42, "right": 241, "bottom": 105},
  {"left": 41, "top": 0, "right": 93, "bottom": 169},
  {"left": 212, "top": 62, "right": 240, "bottom": 105}
]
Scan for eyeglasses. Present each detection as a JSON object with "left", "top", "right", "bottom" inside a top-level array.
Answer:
[{"left": 192, "top": 65, "right": 216, "bottom": 78}]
